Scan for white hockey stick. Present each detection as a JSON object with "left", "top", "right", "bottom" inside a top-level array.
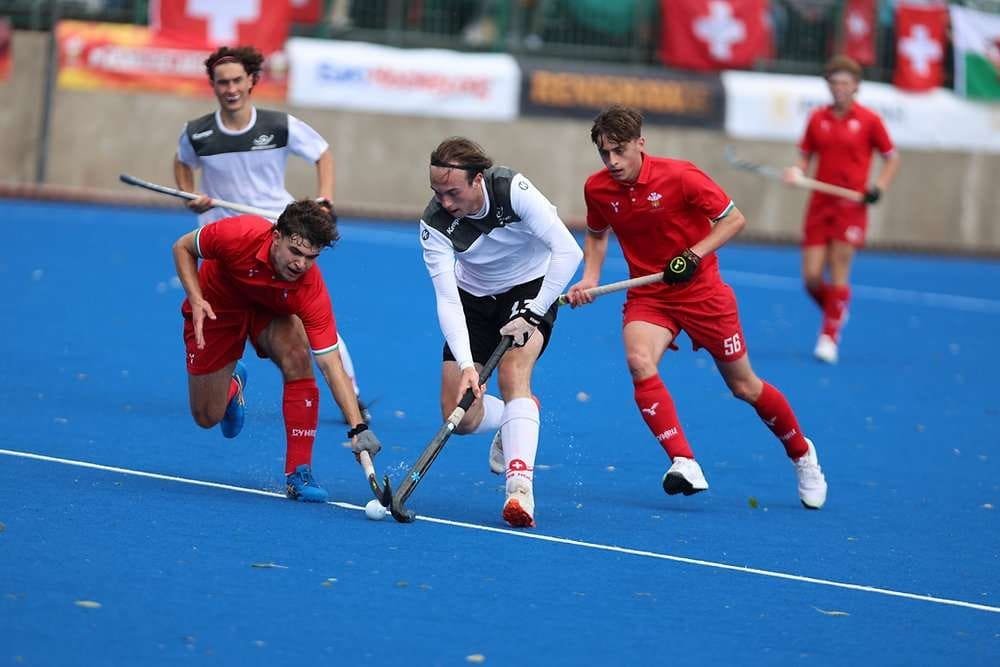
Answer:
[
  {"left": 556, "top": 272, "right": 664, "bottom": 305},
  {"left": 119, "top": 173, "right": 284, "bottom": 219},
  {"left": 723, "top": 146, "right": 865, "bottom": 203}
]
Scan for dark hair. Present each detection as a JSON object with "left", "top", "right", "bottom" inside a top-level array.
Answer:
[
  {"left": 430, "top": 137, "right": 494, "bottom": 184},
  {"left": 275, "top": 200, "right": 339, "bottom": 248},
  {"left": 824, "top": 55, "right": 862, "bottom": 81},
  {"left": 204, "top": 46, "right": 264, "bottom": 84},
  {"left": 590, "top": 104, "right": 643, "bottom": 146}
]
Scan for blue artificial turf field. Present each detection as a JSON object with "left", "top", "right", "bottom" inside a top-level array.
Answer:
[{"left": 0, "top": 199, "right": 998, "bottom": 665}]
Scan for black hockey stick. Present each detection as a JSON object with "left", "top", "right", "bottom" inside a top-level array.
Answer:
[{"left": 389, "top": 336, "right": 514, "bottom": 523}]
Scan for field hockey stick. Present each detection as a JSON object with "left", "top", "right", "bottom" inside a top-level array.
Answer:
[
  {"left": 119, "top": 174, "right": 284, "bottom": 219},
  {"left": 556, "top": 271, "right": 664, "bottom": 305},
  {"left": 389, "top": 336, "right": 514, "bottom": 523},
  {"left": 357, "top": 449, "right": 392, "bottom": 507},
  {"left": 722, "top": 146, "right": 864, "bottom": 203}
]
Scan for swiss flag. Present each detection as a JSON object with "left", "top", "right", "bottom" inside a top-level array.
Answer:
[
  {"left": 893, "top": 3, "right": 948, "bottom": 91},
  {"left": 150, "top": 0, "right": 291, "bottom": 54},
  {"left": 840, "top": 0, "right": 876, "bottom": 66},
  {"left": 291, "top": 0, "right": 323, "bottom": 24},
  {"left": 659, "top": 0, "right": 772, "bottom": 71}
]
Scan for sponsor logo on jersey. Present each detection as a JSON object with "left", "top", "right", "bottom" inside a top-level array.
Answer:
[
  {"left": 610, "top": 201, "right": 620, "bottom": 214},
  {"left": 518, "top": 180, "right": 529, "bottom": 190},
  {"left": 848, "top": 118, "right": 861, "bottom": 133},
  {"left": 446, "top": 219, "right": 460, "bottom": 235},
  {"left": 421, "top": 228, "right": 430, "bottom": 240},
  {"left": 648, "top": 192, "right": 662, "bottom": 208},
  {"left": 494, "top": 204, "right": 515, "bottom": 225},
  {"left": 192, "top": 129, "right": 214, "bottom": 140},
  {"left": 251, "top": 133, "right": 276, "bottom": 150}
]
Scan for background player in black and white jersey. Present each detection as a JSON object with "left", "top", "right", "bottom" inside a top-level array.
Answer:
[
  {"left": 420, "top": 137, "right": 583, "bottom": 528},
  {"left": 172, "top": 45, "right": 369, "bottom": 423}
]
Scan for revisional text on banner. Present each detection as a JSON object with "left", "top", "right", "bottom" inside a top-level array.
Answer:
[
  {"left": 520, "top": 59, "right": 724, "bottom": 128},
  {"left": 287, "top": 38, "right": 520, "bottom": 121}
]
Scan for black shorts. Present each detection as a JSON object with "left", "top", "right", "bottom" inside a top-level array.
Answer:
[{"left": 443, "top": 276, "right": 559, "bottom": 365}]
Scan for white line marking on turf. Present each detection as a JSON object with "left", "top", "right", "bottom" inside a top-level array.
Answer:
[
  {"left": 722, "top": 269, "right": 1000, "bottom": 314},
  {"left": 3, "top": 447, "right": 998, "bottom": 615},
  {"left": 344, "top": 227, "right": 1000, "bottom": 314}
]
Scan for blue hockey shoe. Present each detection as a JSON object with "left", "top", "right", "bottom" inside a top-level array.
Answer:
[
  {"left": 220, "top": 361, "right": 247, "bottom": 439},
  {"left": 285, "top": 464, "right": 329, "bottom": 503}
]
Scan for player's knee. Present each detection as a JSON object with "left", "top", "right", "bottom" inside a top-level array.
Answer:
[
  {"left": 279, "top": 346, "right": 314, "bottom": 379},
  {"left": 727, "top": 378, "right": 759, "bottom": 403},
  {"left": 625, "top": 350, "right": 656, "bottom": 378}
]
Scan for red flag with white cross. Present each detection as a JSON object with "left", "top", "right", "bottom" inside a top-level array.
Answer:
[
  {"left": 840, "top": 0, "right": 876, "bottom": 66},
  {"left": 149, "top": 0, "right": 291, "bottom": 54},
  {"left": 290, "top": 0, "right": 324, "bottom": 24},
  {"left": 893, "top": 3, "right": 948, "bottom": 91},
  {"left": 658, "top": 0, "right": 772, "bottom": 71}
]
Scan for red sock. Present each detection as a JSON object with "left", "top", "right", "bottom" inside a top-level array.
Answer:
[
  {"left": 821, "top": 285, "right": 851, "bottom": 340},
  {"left": 283, "top": 378, "right": 319, "bottom": 474},
  {"left": 753, "top": 381, "right": 808, "bottom": 459},
  {"left": 806, "top": 282, "right": 827, "bottom": 309},
  {"left": 633, "top": 374, "right": 694, "bottom": 459}
]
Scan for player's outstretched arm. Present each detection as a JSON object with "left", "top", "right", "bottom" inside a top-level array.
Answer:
[{"left": 314, "top": 148, "right": 335, "bottom": 203}]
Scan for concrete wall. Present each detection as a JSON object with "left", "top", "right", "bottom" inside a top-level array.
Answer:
[{"left": 3, "top": 30, "right": 998, "bottom": 252}]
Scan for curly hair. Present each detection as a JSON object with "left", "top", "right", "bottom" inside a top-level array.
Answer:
[
  {"left": 204, "top": 46, "right": 264, "bottom": 84},
  {"left": 590, "top": 105, "right": 643, "bottom": 146},
  {"left": 275, "top": 200, "right": 339, "bottom": 249}
]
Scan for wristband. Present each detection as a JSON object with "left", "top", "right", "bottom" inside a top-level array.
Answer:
[{"left": 347, "top": 423, "right": 368, "bottom": 439}]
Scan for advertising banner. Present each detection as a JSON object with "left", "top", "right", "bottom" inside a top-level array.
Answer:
[
  {"left": 287, "top": 38, "right": 520, "bottom": 121},
  {"left": 520, "top": 59, "right": 724, "bottom": 128},
  {"left": 723, "top": 70, "right": 1000, "bottom": 153},
  {"left": 56, "top": 21, "right": 286, "bottom": 100}
]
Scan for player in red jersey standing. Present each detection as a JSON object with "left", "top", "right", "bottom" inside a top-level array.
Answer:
[
  {"left": 171, "top": 200, "right": 382, "bottom": 502},
  {"left": 786, "top": 55, "right": 900, "bottom": 364},
  {"left": 567, "top": 105, "right": 827, "bottom": 509}
]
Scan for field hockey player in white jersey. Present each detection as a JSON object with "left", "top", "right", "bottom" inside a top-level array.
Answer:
[
  {"left": 420, "top": 137, "right": 583, "bottom": 528},
  {"left": 173, "top": 45, "right": 370, "bottom": 424}
]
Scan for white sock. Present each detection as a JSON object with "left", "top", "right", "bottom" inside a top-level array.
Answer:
[
  {"left": 470, "top": 394, "right": 504, "bottom": 434},
  {"left": 337, "top": 336, "right": 360, "bottom": 396},
  {"left": 500, "top": 397, "right": 539, "bottom": 484}
]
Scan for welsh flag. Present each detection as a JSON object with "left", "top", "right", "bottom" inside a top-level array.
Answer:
[{"left": 950, "top": 4, "right": 1000, "bottom": 100}]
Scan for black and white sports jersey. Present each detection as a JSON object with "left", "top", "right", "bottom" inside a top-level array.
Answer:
[
  {"left": 176, "top": 107, "right": 328, "bottom": 226},
  {"left": 419, "top": 166, "right": 582, "bottom": 369}
]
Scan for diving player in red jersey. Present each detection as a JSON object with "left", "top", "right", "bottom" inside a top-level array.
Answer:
[
  {"left": 786, "top": 55, "right": 900, "bottom": 364},
  {"left": 172, "top": 200, "right": 382, "bottom": 502},
  {"left": 567, "top": 105, "right": 827, "bottom": 510}
]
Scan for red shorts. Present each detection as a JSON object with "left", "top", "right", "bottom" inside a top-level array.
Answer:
[
  {"left": 802, "top": 196, "right": 868, "bottom": 248},
  {"left": 182, "top": 306, "right": 275, "bottom": 375},
  {"left": 622, "top": 283, "right": 748, "bottom": 362}
]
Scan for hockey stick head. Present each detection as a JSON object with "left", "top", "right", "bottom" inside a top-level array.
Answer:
[{"left": 384, "top": 476, "right": 416, "bottom": 523}]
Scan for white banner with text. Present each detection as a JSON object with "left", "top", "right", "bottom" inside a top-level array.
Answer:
[
  {"left": 288, "top": 38, "right": 520, "bottom": 121},
  {"left": 723, "top": 70, "right": 1000, "bottom": 153}
]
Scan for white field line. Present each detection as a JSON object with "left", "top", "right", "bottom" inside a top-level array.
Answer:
[
  {"left": 3, "top": 448, "right": 998, "bottom": 614},
  {"left": 343, "top": 227, "right": 1000, "bottom": 315}
]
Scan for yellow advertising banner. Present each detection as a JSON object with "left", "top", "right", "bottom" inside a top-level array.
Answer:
[{"left": 56, "top": 21, "right": 287, "bottom": 100}]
